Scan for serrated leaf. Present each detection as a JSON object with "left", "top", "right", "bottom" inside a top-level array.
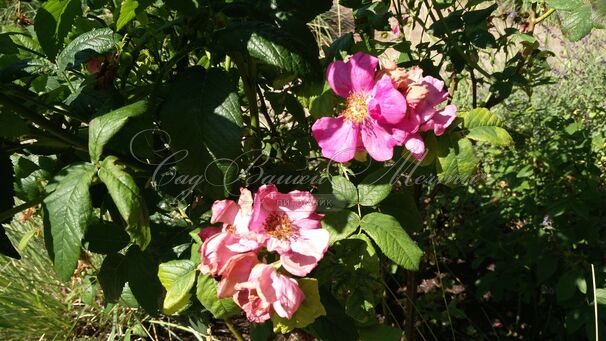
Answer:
[
  {"left": 458, "top": 107, "right": 503, "bottom": 128},
  {"left": 89, "top": 100, "right": 148, "bottom": 163},
  {"left": 98, "top": 253, "right": 127, "bottom": 303},
  {"left": 0, "top": 59, "right": 54, "bottom": 83},
  {"left": 196, "top": 273, "right": 240, "bottom": 319},
  {"left": 43, "top": 163, "right": 96, "bottom": 281},
  {"left": 357, "top": 168, "right": 393, "bottom": 206},
  {"left": 158, "top": 260, "right": 196, "bottom": 315},
  {"left": 329, "top": 176, "right": 358, "bottom": 207},
  {"left": 272, "top": 278, "right": 326, "bottom": 334},
  {"left": 34, "top": 0, "right": 82, "bottom": 60},
  {"left": 550, "top": 0, "right": 593, "bottom": 41},
  {"left": 215, "top": 21, "right": 317, "bottom": 79},
  {"left": 98, "top": 156, "right": 150, "bottom": 249},
  {"left": 126, "top": 246, "right": 162, "bottom": 314},
  {"left": 158, "top": 67, "right": 243, "bottom": 199},
  {"left": 467, "top": 126, "right": 513, "bottom": 145},
  {"left": 360, "top": 212, "right": 423, "bottom": 271},
  {"left": 321, "top": 210, "right": 360, "bottom": 244},
  {"left": 57, "top": 28, "right": 121, "bottom": 72},
  {"left": 436, "top": 136, "right": 478, "bottom": 187}
]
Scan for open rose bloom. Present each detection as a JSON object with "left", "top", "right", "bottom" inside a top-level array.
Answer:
[
  {"left": 198, "top": 185, "right": 328, "bottom": 323},
  {"left": 312, "top": 52, "right": 457, "bottom": 162}
]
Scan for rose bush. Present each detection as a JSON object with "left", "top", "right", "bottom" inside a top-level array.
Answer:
[{"left": 0, "top": 0, "right": 603, "bottom": 339}]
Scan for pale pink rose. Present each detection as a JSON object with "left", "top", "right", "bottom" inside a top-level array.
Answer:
[
  {"left": 312, "top": 52, "right": 408, "bottom": 162},
  {"left": 390, "top": 17, "right": 401, "bottom": 38},
  {"left": 249, "top": 184, "right": 329, "bottom": 277},
  {"left": 198, "top": 189, "right": 262, "bottom": 276},
  {"left": 217, "top": 252, "right": 259, "bottom": 298}
]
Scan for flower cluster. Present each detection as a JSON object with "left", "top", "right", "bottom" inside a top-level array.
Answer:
[
  {"left": 312, "top": 52, "right": 457, "bottom": 162},
  {"left": 198, "top": 184, "right": 330, "bottom": 322}
]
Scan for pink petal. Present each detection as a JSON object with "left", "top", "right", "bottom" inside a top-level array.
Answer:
[
  {"left": 290, "top": 228, "right": 329, "bottom": 260},
  {"left": 421, "top": 104, "right": 457, "bottom": 136},
  {"left": 348, "top": 52, "right": 378, "bottom": 94},
  {"left": 272, "top": 190, "right": 318, "bottom": 221},
  {"left": 268, "top": 272, "right": 304, "bottom": 319},
  {"left": 292, "top": 216, "right": 322, "bottom": 230},
  {"left": 210, "top": 200, "right": 239, "bottom": 225},
  {"left": 234, "top": 289, "right": 271, "bottom": 323},
  {"left": 312, "top": 116, "right": 360, "bottom": 162},
  {"left": 327, "top": 60, "right": 353, "bottom": 98},
  {"left": 281, "top": 252, "right": 319, "bottom": 277},
  {"left": 361, "top": 120, "right": 396, "bottom": 161},
  {"left": 249, "top": 184, "right": 278, "bottom": 233},
  {"left": 199, "top": 227, "right": 221, "bottom": 241},
  {"left": 217, "top": 252, "right": 258, "bottom": 298},
  {"left": 404, "top": 133, "right": 426, "bottom": 160},
  {"left": 224, "top": 233, "right": 262, "bottom": 253},
  {"left": 199, "top": 233, "right": 238, "bottom": 276},
  {"left": 369, "top": 75, "right": 407, "bottom": 126}
]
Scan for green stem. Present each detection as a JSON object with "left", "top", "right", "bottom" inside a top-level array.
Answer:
[
  {"left": 224, "top": 320, "right": 245, "bottom": 341},
  {"left": 534, "top": 8, "right": 555, "bottom": 25}
]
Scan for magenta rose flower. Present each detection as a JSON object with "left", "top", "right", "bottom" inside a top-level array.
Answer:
[{"left": 312, "top": 52, "right": 409, "bottom": 162}]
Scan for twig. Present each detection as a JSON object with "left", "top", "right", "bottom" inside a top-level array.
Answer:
[
  {"left": 592, "top": 264, "right": 599, "bottom": 341},
  {"left": 224, "top": 319, "right": 245, "bottom": 341}
]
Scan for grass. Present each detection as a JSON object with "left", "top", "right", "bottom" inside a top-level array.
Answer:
[{"left": 0, "top": 216, "right": 72, "bottom": 340}]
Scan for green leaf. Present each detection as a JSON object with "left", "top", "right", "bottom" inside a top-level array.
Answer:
[
  {"left": 321, "top": 210, "right": 360, "bottom": 245},
  {"left": 116, "top": 0, "right": 154, "bottom": 30},
  {"left": 98, "top": 156, "right": 151, "bottom": 249},
  {"left": 0, "top": 108, "right": 29, "bottom": 138},
  {"left": 126, "top": 246, "right": 163, "bottom": 314},
  {"left": 98, "top": 253, "right": 128, "bottom": 303},
  {"left": 357, "top": 168, "right": 393, "bottom": 206},
  {"left": 556, "top": 271, "right": 579, "bottom": 303},
  {"left": 550, "top": 0, "right": 593, "bottom": 41},
  {"left": 158, "top": 260, "right": 196, "bottom": 315},
  {"left": 467, "top": 126, "right": 513, "bottom": 145},
  {"left": 595, "top": 288, "right": 606, "bottom": 305},
  {"left": 88, "top": 100, "right": 148, "bottom": 163},
  {"left": 458, "top": 108, "right": 512, "bottom": 145},
  {"left": 158, "top": 67, "right": 243, "bottom": 199},
  {"left": 458, "top": 107, "right": 503, "bottom": 128},
  {"left": 43, "top": 163, "right": 96, "bottom": 281},
  {"left": 381, "top": 192, "right": 423, "bottom": 232},
  {"left": 57, "top": 28, "right": 121, "bottom": 72},
  {"left": 272, "top": 278, "right": 326, "bottom": 334},
  {"left": 360, "top": 213, "right": 423, "bottom": 271},
  {"left": 83, "top": 222, "right": 130, "bottom": 254},
  {"left": 0, "top": 59, "right": 55, "bottom": 83},
  {"left": 216, "top": 21, "right": 316, "bottom": 79},
  {"left": 329, "top": 176, "right": 358, "bottom": 207},
  {"left": 436, "top": 136, "right": 478, "bottom": 187},
  {"left": 34, "top": 0, "right": 82, "bottom": 60},
  {"left": 196, "top": 273, "right": 240, "bottom": 319}
]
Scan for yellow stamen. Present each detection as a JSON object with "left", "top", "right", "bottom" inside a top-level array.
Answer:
[
  {"left": 263, "top": 212, "right": 294, "bottom": 240},
  {"left": 343, "top": 93, "right": 369, "bottom": 123}
]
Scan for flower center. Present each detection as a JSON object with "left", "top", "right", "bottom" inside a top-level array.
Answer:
[
  {"left": 225, "top": 224, "right": 236, "bottom": 234},
  {"left": 343, "top": 93, "right": 369, "bottom": 124},
  {"left": 263, "top": 212, "right": 294, "bottom": 240}
]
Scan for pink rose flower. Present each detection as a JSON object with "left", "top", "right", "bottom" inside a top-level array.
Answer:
[
  {"left": 234, "top": 263, "right": 305, "bottom": 322},
  {"left": 199, "top": 188, "right": 262, "bottom": 276},
  {"left": 382, "top": 65, "right": 457, "bottom": 159},
  {"left": 249, "top": 184, "right": 329, "bottom": 277},
  {"left": 312, "top": 52, "right": 408, "bottom": 162}
]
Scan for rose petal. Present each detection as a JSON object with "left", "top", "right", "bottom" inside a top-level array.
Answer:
[
  {"left": 361, "top": 119, "right": 396, "bottom": 161},
  {"left": 312, "top": 116, "right": 360, "bottom": 162}
]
